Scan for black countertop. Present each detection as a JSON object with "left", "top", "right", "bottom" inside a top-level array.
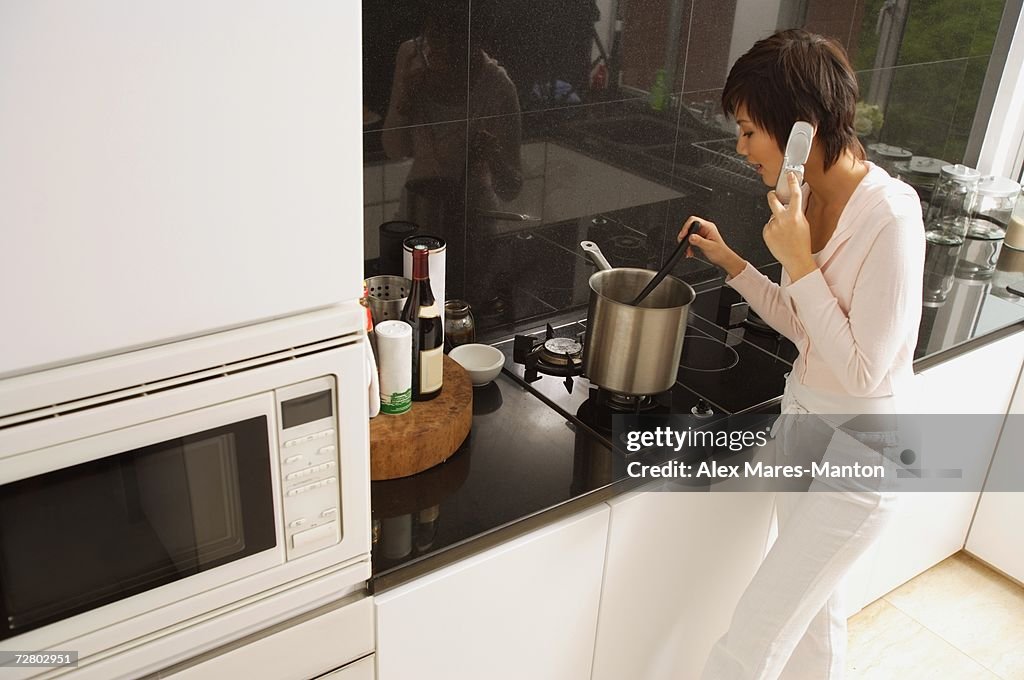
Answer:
[
  {"left": 369, "top": 219, "right": 1024, "bottom": 594},
  {"left": 370, "top": 371, "right": 625, "bottom": 591}
]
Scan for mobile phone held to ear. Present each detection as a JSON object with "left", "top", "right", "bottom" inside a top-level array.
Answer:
[{"left": 775, "top": 121, "right": 815, "bottom": 205}]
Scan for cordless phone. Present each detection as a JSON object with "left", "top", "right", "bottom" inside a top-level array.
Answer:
[{"left": 775, "top": 121, "right": 815, "bottom": 205}]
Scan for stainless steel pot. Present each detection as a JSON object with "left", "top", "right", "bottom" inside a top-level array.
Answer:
[{"left": 581, "top": 241, "right": 695, "bottom": 395}]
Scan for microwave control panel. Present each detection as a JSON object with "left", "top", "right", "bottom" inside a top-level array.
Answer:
[{"left": 275, "top": 377, "right": 343, "bottom": 560}]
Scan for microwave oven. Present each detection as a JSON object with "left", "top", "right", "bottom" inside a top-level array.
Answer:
[{"left": 0, "top": 307, "right": 371, "bottom": 679}]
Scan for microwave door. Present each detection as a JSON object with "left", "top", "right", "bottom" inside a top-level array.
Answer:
[
  {"left": 0, "top": 413, "right": 277, "bottom": 641},
  {"left": 134, "top": 432, "right": 247, "bottom": 572}
]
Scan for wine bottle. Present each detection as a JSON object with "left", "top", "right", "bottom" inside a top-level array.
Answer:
[{"left": 400, "top": 245, "right": 444, "bottom": 400}]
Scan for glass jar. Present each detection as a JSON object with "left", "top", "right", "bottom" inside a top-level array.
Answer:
[
  {"left": 956, "top": 176, "right": 1020, "bottom": 280},
  {"left": 956, "top": 220, "right": 1004, "bottom": 280},
  {"left": 973, "top": 176, "right": 1020, "bottom": 228},
  {"left": 443, "top": 300, "right": 476, "bottom": 349},
  {"left": 895, "top": 156, "right": 947, "bottom": 206},
  {"left": 923, "top": 234, "right": 960, "bottom": 307},
  {"left": 925, "top": 164, "right": 980, "bottom": 246},
  {"left": 867, "top": 143, "right": 912, "bottom": 177}
]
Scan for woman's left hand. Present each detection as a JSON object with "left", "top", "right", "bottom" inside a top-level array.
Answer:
[{"left": 764, "top": 171, "right": 817, "bottom": 282}]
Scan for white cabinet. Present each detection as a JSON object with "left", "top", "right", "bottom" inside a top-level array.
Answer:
[
  {"left": 967, "top": 362, "right": 1024, "bottom": 583},
  {"left": 374, "top": 504, "right": 610, "bottom": 680},
  {"left": 0, "top": 2, "right": 364, "bottom": 377},
  {"left": 844, "top": 331, "right": 1024, "bottom": 613},
  {"left": 591, "top": 489, "right": 775, "bottom": 680},
  {"left": 315, "top": 655, "right": 375, "bottom": 680},
  {"left": 161, "top": 596, "right": 374, "bottom": 680}
]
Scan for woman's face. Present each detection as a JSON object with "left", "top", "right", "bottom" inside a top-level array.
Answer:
[
  {"left": 734, "top": 104, "right": 783, "bottom": 187},
  {"left": 422, "top": 23, "right": 467, "bottom": 77}
]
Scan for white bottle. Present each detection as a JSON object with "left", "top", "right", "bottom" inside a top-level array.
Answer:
[{"left": 375, "top": 320, "right": 412, "bottom": 415}]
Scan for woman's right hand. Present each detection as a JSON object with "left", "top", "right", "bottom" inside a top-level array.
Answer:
[
  {"left": 677, "top": 216, "right": 747, "bottom": 278},
  {"left": 392, "top": 40, "right": 429, "bottom": 118}
]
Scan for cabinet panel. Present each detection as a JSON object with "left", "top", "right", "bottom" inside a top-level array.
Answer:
[
  {"left": 163, "top": 597, "right": 373, "bottom": 680},
  {"left": 592, "top": 490, "right": 775, "bottom": 680},
  {"left": 374, "top": 505, "right": 610, "bottom": 680},
  {"left": 967, "top": 361, "right": 1024, "bottom": 583},
  {"left": 853, "top": 332, "right": 1024, "bottom": 609},
  {"left": 0, "top": 2, "right": 363, "bottom": 376},
  {"left": 316, "top": 655, "right": 375, "bottom": 680}
]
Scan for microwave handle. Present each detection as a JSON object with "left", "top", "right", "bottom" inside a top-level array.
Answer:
[{"left": 365, "top": 334, "right": 381, "bottom": 418}]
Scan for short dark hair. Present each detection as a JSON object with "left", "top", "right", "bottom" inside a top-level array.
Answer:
[{"left": 722, "top": 29, "right": 864, "bottom": 171}]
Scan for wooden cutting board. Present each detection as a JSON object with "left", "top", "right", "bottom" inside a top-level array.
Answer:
[{"left": 370, "top": 354, "right": 473, "bottom": 480}]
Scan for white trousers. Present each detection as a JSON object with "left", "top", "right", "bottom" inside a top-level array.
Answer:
[{"left": 700, "top": 381, "right": 901, "bottom": 680}]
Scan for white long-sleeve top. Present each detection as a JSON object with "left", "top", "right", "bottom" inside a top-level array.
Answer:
[{"left": 727, "top": 163, "right": 925, "bottom": 398}]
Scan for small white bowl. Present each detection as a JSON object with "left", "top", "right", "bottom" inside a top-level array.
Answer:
[{"left": 449, "top": 344, "right": 504, "bottom": 386}]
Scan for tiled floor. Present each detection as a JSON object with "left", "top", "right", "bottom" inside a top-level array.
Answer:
[{"left": 848, "top": 552, "right": 1024, "bottom": 679}]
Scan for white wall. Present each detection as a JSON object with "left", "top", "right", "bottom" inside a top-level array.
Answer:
[{"left": 977, "top": 4, "right": 1024, "bottom": 179}]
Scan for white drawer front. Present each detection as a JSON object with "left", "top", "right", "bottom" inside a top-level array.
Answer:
[{"left": 166, "top": 597, "right": 373, "bottom": 680}]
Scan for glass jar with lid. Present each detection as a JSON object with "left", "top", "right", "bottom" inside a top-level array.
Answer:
[
  {"left": 867, "top": 143, "right": 912, "bottom": 177},
  {"left": 443, "top": 300, "right": 476, "bottom": 349},
  {"left": 956, "top": 176, "right": 1020, "bottom": 279},
  {"left": 925, "top": 164, "right": 980, "bottom": 245},
  {"left": 895, "top": 156, "right": 947, "bottom": 205},
  {"left": 973, "top": 176, "right": 1020, "bottom": 228}
]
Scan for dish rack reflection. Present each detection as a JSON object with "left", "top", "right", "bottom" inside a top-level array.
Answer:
[{"left": 692, "top": 138, "right": 764, "bottom": 193}]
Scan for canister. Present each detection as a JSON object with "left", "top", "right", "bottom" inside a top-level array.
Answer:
[
  {"left": 973, "top": 176, "right": 1020, "bottom": 228},
  {"left": 923, "top": 234, "right": 959, "bottom": 307},
  {"left": 1007, "top": 187, "right": 1024, "bottom": 250},
  {"left": 375, "top": 320, "right": 412, "bottom": 415},
  {"left": 895, "top": 156, "right": 947, "bottom": 205},
  {"left": 867, "top": 143, "right": 912, "bottom": 177},
  {"left": 956, "top": 176, "right": 1019, "bottom": 279},
  {"left": 956, "top": 220, "right": 1004, "bottom": 280},
  {"left": 925, "top": 164, "right": 980, "bottom": 245},
  {"left": 996, "top": 244, "right": 1024, "bottom": 275}
]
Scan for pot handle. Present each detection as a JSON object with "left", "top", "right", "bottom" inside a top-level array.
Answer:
[{"left": 580, "top": 240, "right": 613, "bottom": 271}]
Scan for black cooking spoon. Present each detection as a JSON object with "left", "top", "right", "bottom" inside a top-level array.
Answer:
[{"left": 630, "top": 221, "right": 701, "bottom": 306}]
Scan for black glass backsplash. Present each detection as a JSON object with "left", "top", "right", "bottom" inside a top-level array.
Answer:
[{"left": 362, "top": 0, "right": 1011, "bottom": 335}]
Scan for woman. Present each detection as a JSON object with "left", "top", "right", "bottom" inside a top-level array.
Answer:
[
  {"left": 382, "top": 0, "right": 523, "bottom": 309},
  {"left": 679, "top": 30, "right": 925, "bottom": 679}
]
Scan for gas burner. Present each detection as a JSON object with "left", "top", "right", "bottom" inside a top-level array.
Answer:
[
  {"left": 540, "top": 337, "right": 583, "bottom": 366},
  {"left": 513, "top": 324, "right": 585, "bottom": 393},
  {"left": 577, "top": 387, "right": 672, "bottom": 436},
  {"left": 604, "top": 391, "right": 655, "bottom": 412},
  {"left": 679, "top": 336, "right": 740, "bottom": 373}
]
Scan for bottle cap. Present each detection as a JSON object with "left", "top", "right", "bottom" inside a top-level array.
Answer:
[{"left": 403, "top": 234, "right": 446, "bottom": 253}]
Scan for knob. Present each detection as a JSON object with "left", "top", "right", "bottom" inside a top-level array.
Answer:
[{"left": 691, "top": 398, "right": 714, "bottom": 418}]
